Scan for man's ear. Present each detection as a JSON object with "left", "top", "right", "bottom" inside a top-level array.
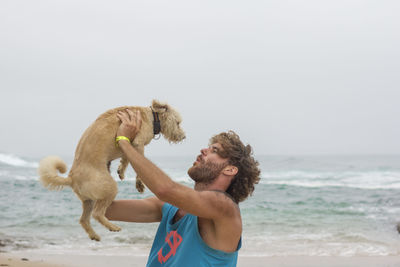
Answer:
[{"left": 223, "top": 165, "right": 238, "bottom": 176}]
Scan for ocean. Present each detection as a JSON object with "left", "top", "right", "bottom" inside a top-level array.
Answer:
[{"left": 1, "top": 153, "right": 400, "bottom": 257}]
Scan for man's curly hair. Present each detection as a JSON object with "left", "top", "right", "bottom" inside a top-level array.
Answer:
[{"left": 210, "top": 131, "right": 261, "bottom": 203}]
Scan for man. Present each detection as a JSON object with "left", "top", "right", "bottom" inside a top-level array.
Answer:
[{"left": 106, "top": 109, "right": 261, "bottom": 266}]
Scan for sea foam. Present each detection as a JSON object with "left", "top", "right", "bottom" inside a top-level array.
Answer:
[
  {"left": 262, "top": 170, "right": 400, "bottom": 189},
  {"left": 0, "top": 153, "right": 38, "bottom": 168}
]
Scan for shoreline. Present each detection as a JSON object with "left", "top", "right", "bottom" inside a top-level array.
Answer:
[{"left": 2, "top": 251, "right": 400, "bottom": 267}]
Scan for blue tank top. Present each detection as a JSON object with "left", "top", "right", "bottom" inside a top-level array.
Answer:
[{"left": 146, "top": 203, "right": 241, "bottom": 267}]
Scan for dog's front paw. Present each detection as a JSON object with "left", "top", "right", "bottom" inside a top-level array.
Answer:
[
  {"left": 136, "top": 179, "right": 145, "bottom": 193},
  {"left": 117, "top": 166, "right": 125, "bottom": 180}
]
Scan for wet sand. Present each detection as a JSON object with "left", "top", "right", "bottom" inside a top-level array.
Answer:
[{"left": 2, "top": 252, "right": 400, "bottom": 267}]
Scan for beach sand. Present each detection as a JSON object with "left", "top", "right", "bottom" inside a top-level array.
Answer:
[{"left": 2, "top": 252, "right": 400, "bottom": 267}]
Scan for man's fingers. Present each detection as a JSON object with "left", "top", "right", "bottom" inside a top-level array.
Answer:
[
  {"left": 124, "top": 109, "right": 134, "bottom": 121},
  {"left": 116, "top": 112, "right": 123, "bottom": 121},
  {"left": 126, "top": 109, "right": 135, "bottom": 118},
  {"left": 126, "top": 109, "right": 142, "bottom": 124},
  {"left": 117, "top": 111, "right": 129, "bottom": 123},
  {"left": 135, "top": 110, "right": 142, "bottom": 123},
  {"left": 118, "top": 109, "right": 141, "bottom": 129}
]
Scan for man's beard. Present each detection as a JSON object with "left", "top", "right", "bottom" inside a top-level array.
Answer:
[{"left": 188, "top": 161, "right": 228, "bottom": 184}]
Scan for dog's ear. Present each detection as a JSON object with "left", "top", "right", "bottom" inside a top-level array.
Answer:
[{"left": 151, "top": 99, "right": 169, "bottom": 113}]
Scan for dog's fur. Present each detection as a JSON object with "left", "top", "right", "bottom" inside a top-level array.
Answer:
[{"left": 38, "top": 100, "right": 185, "bottom": 241}]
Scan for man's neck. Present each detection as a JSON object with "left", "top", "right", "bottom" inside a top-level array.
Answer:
[
  {"left": 193, "top": 173, "right": 234, "bottom": 192},
  {"left": 194, "top": 182, "right": 209, "bottom": 191},
  {"left": 194, "top": 180, "right": 226, "bottom": 192}
]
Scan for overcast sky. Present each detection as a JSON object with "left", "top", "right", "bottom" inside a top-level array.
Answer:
[{"left": 0, "top": 0, "right": 399, "bottom": 159}]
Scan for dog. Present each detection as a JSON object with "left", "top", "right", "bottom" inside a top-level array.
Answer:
[{"left": 38, "top": 100, "right": 185, "bottom": 241}]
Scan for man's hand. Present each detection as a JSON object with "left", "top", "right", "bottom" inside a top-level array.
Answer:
[{"left": 116, "top": 109, "right": 142, "bottom": 142}]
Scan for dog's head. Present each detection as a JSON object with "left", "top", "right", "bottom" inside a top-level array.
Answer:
[{"left": 151, "top": 100, "right": 186, "bottom": 143}]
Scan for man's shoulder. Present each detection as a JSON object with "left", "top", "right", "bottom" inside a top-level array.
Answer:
[
  {"left": 197, "top": 191, "right": 242, "bottom": 252},
  {"left": 209, "top": 190, "right": 237, "bottom": 204},
  {"left": 205, "top": 190, "right": 240, "bottom": 216}
]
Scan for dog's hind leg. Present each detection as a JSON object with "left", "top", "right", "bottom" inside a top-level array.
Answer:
[
  {"left": 80, "top": 199, "right": 101, "bottom": 241},
  {"left": 93, "top": 199, "right": 121, "bottom": 232}
]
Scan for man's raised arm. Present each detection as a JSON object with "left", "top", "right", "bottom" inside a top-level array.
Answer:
[{"left": 106, "top": 197, "right": 164, "bottom": 223}]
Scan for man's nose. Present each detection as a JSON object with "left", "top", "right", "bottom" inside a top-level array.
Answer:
[{"left": 200, "top": 148, "right": 208, "bottom": 155}]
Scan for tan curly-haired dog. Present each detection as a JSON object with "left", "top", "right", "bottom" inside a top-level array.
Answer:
[{"left": 38, "top": 100, "right": 185, "bottom": 241}]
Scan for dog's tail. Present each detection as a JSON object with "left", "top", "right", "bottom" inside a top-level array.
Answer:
[{"left": 38, "top": 156, "right": 72, "bottom": 190}]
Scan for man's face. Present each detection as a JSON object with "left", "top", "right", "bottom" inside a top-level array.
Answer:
[{"left": 187, "top": 143, "right": 229, "bottom": 184}]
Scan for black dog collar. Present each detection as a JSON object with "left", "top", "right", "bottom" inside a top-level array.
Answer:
[{"left": 151, "top": 109, "right": 161, "bottom": 136}]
